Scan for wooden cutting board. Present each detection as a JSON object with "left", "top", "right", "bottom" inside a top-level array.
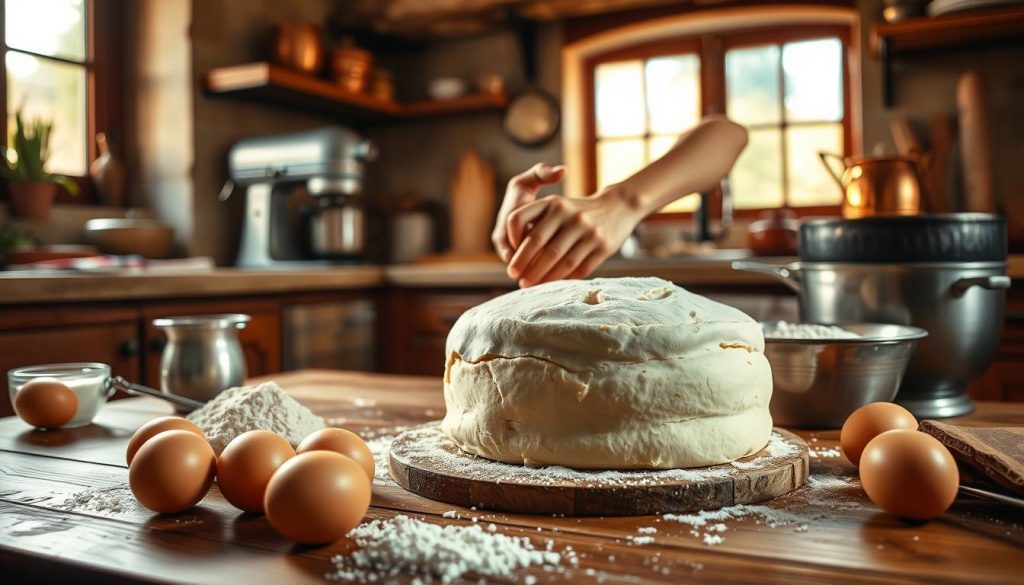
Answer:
[
  {"left": 448, "top": 149, "right": 496, "bottom": 256},
  {"left": 389, "top": 424, "right": 808, "bottom": 516}
]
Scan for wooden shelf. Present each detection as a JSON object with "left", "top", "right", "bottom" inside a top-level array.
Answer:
[
  {"left": 870, "top": 5, "right": 1024, "bottom": 57},
  {"left": 203, "top": 62, "right": 508, "bottom": 122},
  {"left": 869, "top": 6, "right": 1024, "bottom": 106}
]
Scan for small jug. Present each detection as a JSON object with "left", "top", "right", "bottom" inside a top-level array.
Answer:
[
  {"left": 819, "top": 152, "right": 923, "bottom": 218},
  {"left": 153, "top": 314, "right": 250, "bottom": 412}
]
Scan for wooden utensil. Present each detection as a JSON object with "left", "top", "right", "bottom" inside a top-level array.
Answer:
[
  {"left": 926, "top": 114, "right": 955, "bottom": 213},
  {"left": 389, "top": 423, "right": 809, "bottom": 516},
  {"left": 957, "top": 71, "right": 997, "bottom": 213},
  {"left": 447, "top": 149, "right": 496, "bottom": 258},
  {"left": 890, "top": 118, "right": 941, "bottom": 212}
]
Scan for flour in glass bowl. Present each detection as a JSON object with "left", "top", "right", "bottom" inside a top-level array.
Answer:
[{"left": 186, "top": 381, "right": 326, "bottom": 454}]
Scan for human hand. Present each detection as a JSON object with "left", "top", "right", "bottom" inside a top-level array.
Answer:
[
  {"left": 503, "top": 185, "right": 642, "bottom": 288},
  {"left": 492, "top": 163, "right": 566, "bottom": 264}
]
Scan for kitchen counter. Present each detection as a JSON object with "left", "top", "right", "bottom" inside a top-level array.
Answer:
[
  {"left": 0, "top": 257, "right": 794, "bottom": 305},
  {"left": 0, "top": 369, "right": 1021, "bottom": 584},
  {"left": 2, "top": 255, "right": 1021, "bottom": 305}
]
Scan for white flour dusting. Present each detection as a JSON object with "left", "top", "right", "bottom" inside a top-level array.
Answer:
[
  {"left": 367, "top": 434, "right": 398, "bottom": 488},
  {"left": 392, "top": 425, "right": 798, "bottom": 487},
  {"left": 808, "top": 446, "right": 842, "bottom": 458},
  {"left": 327, "top": 515, "right": 562, "bottom": 583},
  {"left": 56, "top": 486, "right": 141, "bottom": 515},
  {"left": 764, "top": 321, "right": 860, "bottom": 339},
  {"left": 186, "top": 382, "right": 325, "bottom": 454}
]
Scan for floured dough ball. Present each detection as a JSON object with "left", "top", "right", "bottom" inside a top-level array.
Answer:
[{"left": 442, "top": 277, "right": 773, "bottom": 469}]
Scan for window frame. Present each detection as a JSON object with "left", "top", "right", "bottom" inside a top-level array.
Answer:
[
  {"left": 0, "top": 0, "right": 125, "bottom": 205},
  {"left": 582, "top": 23, "right": 853, "bottom": 220}
]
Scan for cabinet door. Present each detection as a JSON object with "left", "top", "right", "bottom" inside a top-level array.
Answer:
[
  {"left": 380, "top": 290, "right": 507, "bottom": 376},
  {"left": 142, "top": 299, "right": 282, "bottom": 388},
  {"left": 0, "top": 322, "right": 141, "bottom": 417}
]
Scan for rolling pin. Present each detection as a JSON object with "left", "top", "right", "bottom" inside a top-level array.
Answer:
[{"left": 957, "top": 71, "right": 996, "bottom": 213}]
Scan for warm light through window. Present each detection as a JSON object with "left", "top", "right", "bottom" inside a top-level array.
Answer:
[{"left": 4, "top": 0, "right": 88, "bottom": 176}]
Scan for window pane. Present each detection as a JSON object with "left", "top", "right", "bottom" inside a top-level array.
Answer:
[
  {"left": 7, "top": 51, "right": 87, "bottom": 176},
  {"left": 595, "top": 61, "right": 645, "bottom": 137},
  {"left": 787, "top": 123, "right": 844, "bottom": 206},
  {"left": 726, "top": 44, "right": 781, "bottom": 126},
  {"left": 597, "top": 138, "right": 645, "bottom": 189},
  {"left": 645, "top": 54, "right": 700, "bottom": 135},
  {"left": 731, "top": 128, "right": 783, "bottom": 209},
  {"left": 5, "top": 0, "right": 86, "bottom": 62},
  {"left": 647, "top": 134, "right": 676, "bottom": 161},
  {"left": 783, "top": 38, "right": 843, "bottom": 123}
]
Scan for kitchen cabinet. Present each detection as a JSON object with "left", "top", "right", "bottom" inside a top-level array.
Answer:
[
  {"left": 380, "top": 289, "right": 506, "bottom": 376},
  {"left": 970, "top": 287, "right": 1024, "bottom": 402},
  {"left": 0, "top": 305, "right": 142, "bottom": 418},
  {"left": 0, "top": 291, "right": 385, "bottom": 416},
  {"left": 141, "top": 298, "right": 283, "bottom": 389}
]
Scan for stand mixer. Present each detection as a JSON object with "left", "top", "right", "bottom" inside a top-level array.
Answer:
[{"left": 225, "top": 127, "right": 377, "bottom": 267}]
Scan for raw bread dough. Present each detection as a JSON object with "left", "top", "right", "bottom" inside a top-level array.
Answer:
[{"left": 441, "top": 277, "right": 773, "bottom": 469}]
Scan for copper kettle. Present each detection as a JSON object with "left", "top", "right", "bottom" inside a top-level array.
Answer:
[{"left": 819, "top": 152, "right": 923, "bottom": 218}]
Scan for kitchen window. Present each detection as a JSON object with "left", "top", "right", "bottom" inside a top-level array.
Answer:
[
  {"left": 1, "top": 0, "right": 124, "bottom": 204},
  {"left": 584, "top": 24, "right": 853, "bottom": 216}
]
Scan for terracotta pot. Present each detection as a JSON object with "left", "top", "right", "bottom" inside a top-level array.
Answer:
[
  {"left": 747, "top": 209, "right": 799, "bottom": 256},
  {"left": 272, "top": 23, "right": 324, "bottom": 75},
  {"left": 330, "top": 45, "right": 373, "bottom": 93},
  {"left": 9, "top": 181, "right": 57, "bottom": 220}
]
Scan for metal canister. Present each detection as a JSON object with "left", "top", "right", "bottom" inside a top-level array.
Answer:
[{"left": 152, "top": 314, "right": 250, "bottom": 412}]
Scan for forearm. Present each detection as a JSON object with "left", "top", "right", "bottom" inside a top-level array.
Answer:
[{"left": 608, "top": 115, "right": 748, "bottom": 218}]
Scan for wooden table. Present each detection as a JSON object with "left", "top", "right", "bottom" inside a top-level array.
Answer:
[{"left": 1, "top": 370, "right": 1022, "bottom": 584}]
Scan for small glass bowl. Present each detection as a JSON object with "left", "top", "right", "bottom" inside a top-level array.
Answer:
[{"left": 8, "top": 363, "right": 113, "bottom": 428}]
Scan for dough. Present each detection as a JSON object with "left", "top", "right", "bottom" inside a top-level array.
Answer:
[{"left": 441, "top": 277, "right": 773, "bottom": 469}]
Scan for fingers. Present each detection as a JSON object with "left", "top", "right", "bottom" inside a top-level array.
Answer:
[
  {"left": 509, "top": 163, "right": 566, "bottom": 193},
  {"left": 506, "top": 204, "right": 563, "bottom": 281},
  {"left": 493, "top": 164, "right": 566, "bottom": 261},
  {"left": 505, "top": 198, "right": 552, "bottom": 250},
  {"left": 515, "top": 224, "right": 584, "bottom": 287},
  {"left": 525, "top": 239, "right": 597, "bottom": 288}
]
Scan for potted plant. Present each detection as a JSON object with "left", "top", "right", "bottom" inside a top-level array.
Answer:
[{"left": 1, "top": 109, "right": 79, "bottom": 220}]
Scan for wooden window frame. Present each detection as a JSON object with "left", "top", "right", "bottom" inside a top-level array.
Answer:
[
  {"left": 583, "top": 23, "right": 853, "bottom": 221},
  {"left": 0, "top": 0, "right": 125, "bottom": 205}
]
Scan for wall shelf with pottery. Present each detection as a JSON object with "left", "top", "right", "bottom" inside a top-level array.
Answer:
[
  {"left": 203, "top": 62, "right": 509, "bottom": 123},
  {"left": 870, "top": 6, "right": 1024, "bottom": 105}
]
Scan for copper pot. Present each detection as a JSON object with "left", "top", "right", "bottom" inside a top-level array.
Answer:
[
  {"left": 819, "top": 152, "right": 923, "bottom": 218},
  {"left": 272, "top": 23, "right": 324, "bottom": 74},
  {"left": 330, "top": 45, "right": 373, "bottom": 93}
]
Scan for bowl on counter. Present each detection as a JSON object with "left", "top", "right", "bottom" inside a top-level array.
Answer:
[
  {"left": 84, "top": 218, "right": 175, "bottom": 259},
  {"left": 762, "top": 322, "right": 928, "bottom": 429},
  {"left": 8, "top": 362, "right": 113, "bottom": 428}
]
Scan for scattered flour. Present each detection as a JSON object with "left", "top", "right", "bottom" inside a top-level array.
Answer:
[
  {"left": 764, "top": 321, "right": 860, "bottom": 340},
  {"left": 808, "top": 446, "right": 843, "bottom": 459},
  {"left": 628, "top": 535, "right": 656, "bottom": 545},
  {"left": 366, "top": 434, "right": 398, "bottom": 488},
  {"left": 186, "top": 382, "right": 326, "bottom": 454},
  {"left": 56, "top": 486, "right": 140, "bottom": 515},
  {"left": 393, "top": 425, "right": 798, "bottom": 488},
  {"left": 327, "top": 515, "right": 562, "bottom": 583}
]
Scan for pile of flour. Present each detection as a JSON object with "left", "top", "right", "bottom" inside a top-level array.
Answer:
[
  {"left": 328, "top": 515, "right": 563, "bottom": 583},
  {"left": 186, "top": 382, "right": 325, "bottom": 454}
]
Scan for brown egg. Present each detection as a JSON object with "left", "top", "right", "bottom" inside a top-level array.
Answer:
[
  {"left": 297, "top": 427, "right": 375, "bottom": 481},
  {"left": 840, "top": 402, "right": 918, "bottom": 466},
  {"left": 264, "top": 451, "right": 371, "bottom": 544},
  {"left": 217, "top": 430, "right": 296, "bottom": 513},
  {"left": 13, "top": 377, "right": 78, "bottom": 430},
  {"left": 126, "top": 416, "right": 206, "bottom": 466},
  {"left": 859, "top": 430, "right": 959, "bottom": 520},
  {"left": 129, "top": 429, "right": 217, "bottom": 514}
]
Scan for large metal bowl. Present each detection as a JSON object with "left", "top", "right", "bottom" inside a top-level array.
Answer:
[{"left": 763, "top": 322, "right": 928, "bottom": 429}]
